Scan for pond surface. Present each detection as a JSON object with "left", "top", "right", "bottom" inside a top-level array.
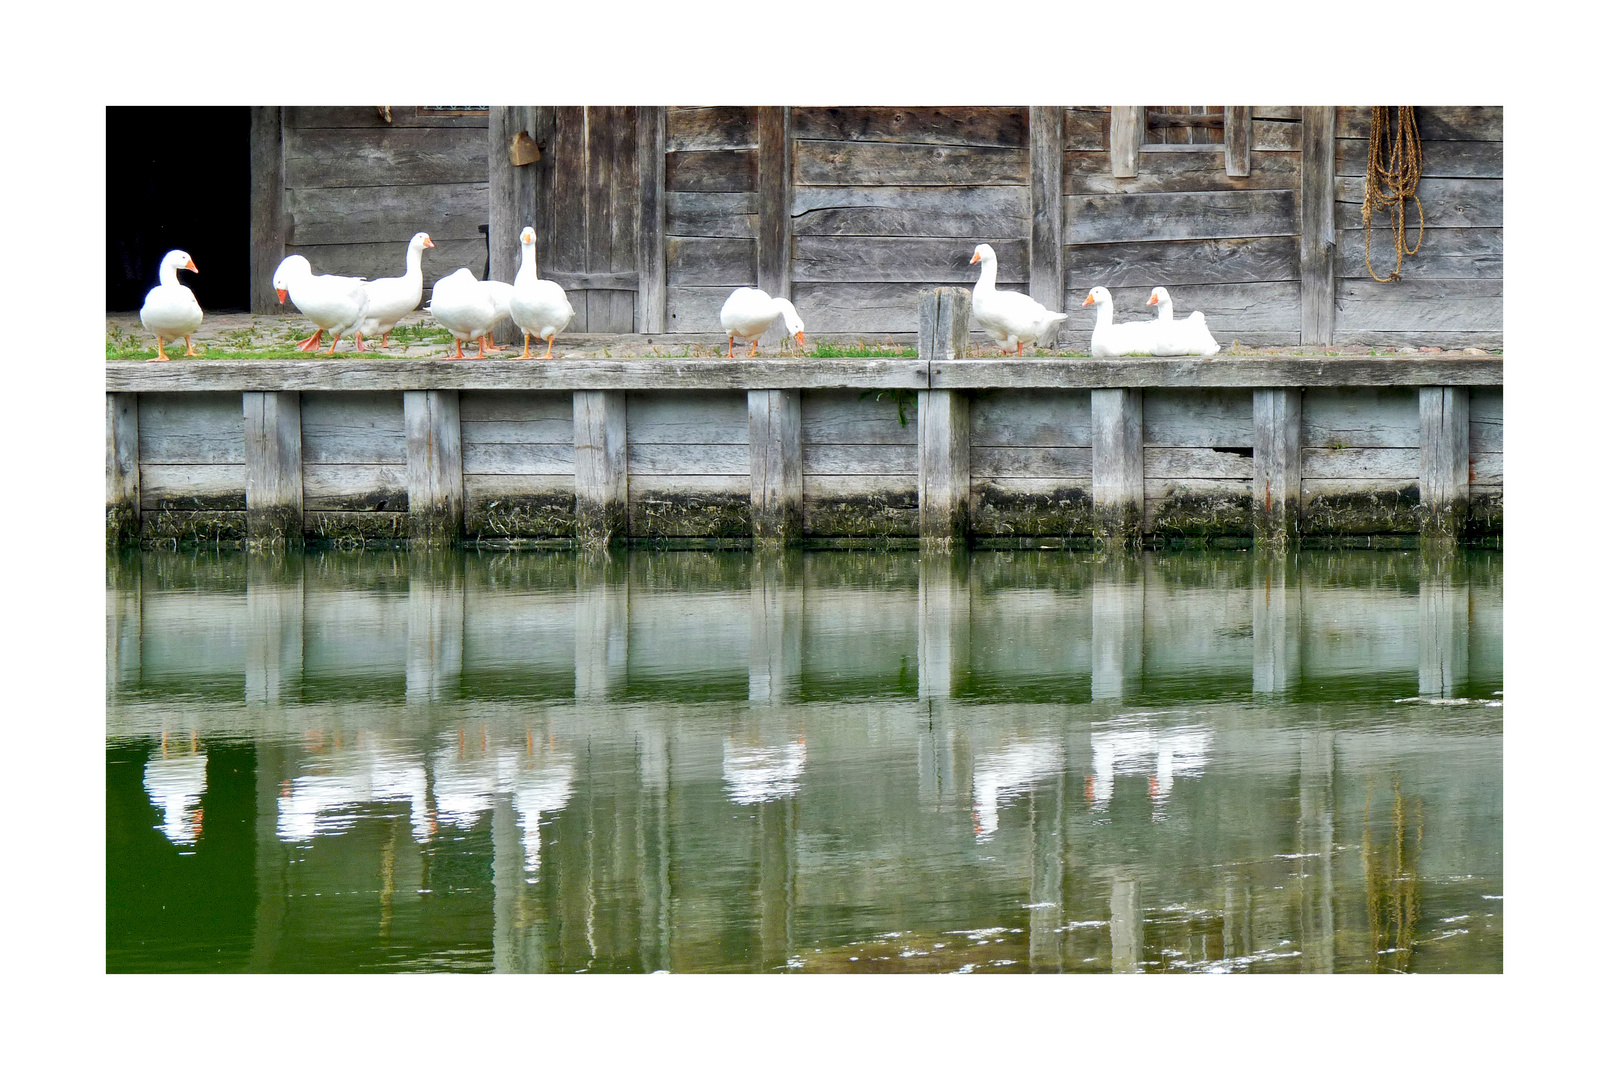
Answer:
[{"left": 106, "top": 546, "right": 1501, "bottom": 973}]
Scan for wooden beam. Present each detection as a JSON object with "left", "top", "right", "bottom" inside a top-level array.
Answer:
[
  {"left": 249, "top": 107, "right": 287, "bottom": 316},
  {"left": 1028, "top": 106, "right": 1065, "bottom": 347},
  {"left": 1300, "top": 105, "right": 1336, "bottom": 345},
  {"left": 918, "top": 389, "right": 969, "bottom": 548},
  {"left": 1091, "top": 387, "right": 1142, "bottom": 543},
  {"left": 487, "top": 106, "right": 532, "bottom": 345},
  {"left": 637, "top": 106, "right": 667, "bottom": 335},
  {"left": 574, "top": 389, "right": 627, "bottom": 547},
  {"left": 757, "top": 106, "right": 793, "bottom": 348},
  {"left": 1419, "top": 386, "right": 1469, "bottom": 542},
  {"left": 544, "top": 270, "right": 640, "bottom": 292},
  {"left": 1252, "top": 388, "right": 1301, "bottom": 547},
  {"left": 749, "top": 389, "right": 802, "bottom": 546},
  {"left": 405, "top": 389, "right": 464, "bottom": 546},
  {"left": 106, "top": 393, "right": 140, "bottom": 548},
  {"left": 1224, "top": 105, "right": 1251, "bottom": 178},
  {"left": 244, "top": 390, "right": 304, "bottom": 548},
  {"left": 918, "top": 285, "right": 973, "bottom": 364},
  {"left": 930, "top": 356, "right": 1501, "bottom": 390},
  {"left": 1110, "top": 106, "right": 1143, "bottom": 178}
]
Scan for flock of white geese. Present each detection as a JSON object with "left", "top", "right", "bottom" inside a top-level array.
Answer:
[{"left": 138, "top": 238, "right": 1218, "bottom": 362}]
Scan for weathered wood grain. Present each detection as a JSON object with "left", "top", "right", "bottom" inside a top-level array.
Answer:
[
  {"left": 459, "top": 390, "right": 572, "bottom": 425},
  {"left": 138, "top": 393, "right": 244, "bottom": 464},
  {"left": 757, "top": 107, "right": 793, "bottom": 351},
  {"left": 140, "top": 463, "right": 247, "bottom": 509},
  {"left": 1253, "top": 388, "right": 1301, "bottom": 545},
  {"left": 1065, "top": 236, "right": 1298, "bottom": 288},
  {"left": 288, "top": 181, "right": 490, "bottom": 247},
  {"left": 1065, "top": 149, "right": 1299, "bottom": 194},
  {"left": 1336, "top": 138, "right": 1503, "bottom": 179},
  {"left": 1336, "top": 227, "right": 1502, "bottom": 279},
  {"left": 460, "top": 442, "right": 576, "bottom": 475},
  {"left": 1224, "top": 106, "right": 1251, "bottom": 177},
  {"left": 793, "top": 107, "right": 1027, "bottom": 147},
  {"left": 627, "top": 391, "right": 748, "bottom": 443},
  {"left": 1334, "top": 278, "right": 1502, "bottom": 332},
  {"left": 1029, "top": 106, "right": 1065, "bottom": 346},
  {"left": 627, "top": 442, "right": 750, "bottom": 475},
  {"left": 1065, "top": 190, "right": 1296, "bottom": 244},
  {"left": 1471, "top": 452, "right": 1503, "bottom": 487},
  {"left": 638, "top": 106, "right": 668, "bottom": 336},
  {"left": 1301, "top": 446, "right": 1419, "bottom": 479},
  {"left": 795, "top": 141, "right": 1027, "bottom": 187},
  {"left": 667, "top": 191, "right": 758, "bottom": 238},
  {"left": 918, "top": 389, "right": 969, "bottom": 545},
  {"left": 971, "top": 445, "right": 1091, "bottom": 478},
  {"left": 1249, "top": 119, "right": 1302, "bottom": 152},
  {"left": 1469, "top": 389, "right": 1503, "bottom": 454},
  {"left": 1301, "top": 388, "right": 1420, "bottom": 447},
  {"left": 805, "top": 443, "right": 919, "bottom": 475},
  {"left": 669, "top": 285, "right": 747, "bottom": 331},
  {"left": 107, "top": 393, "right": 140, "bottom": 546},
  {"left": 1064, "top": 107, "right": 1109, "bottom": 151},
  {"left": 971, "top": 389, "right": 1093, "bottom": 446},
  {"left": 1335, "top": 106, "right": 1502, "bottom": 142},
  {"left": 284, "top": 126, "right": 488, "bottom": 188},
  {"left": 1110, "top": 107, "right": 1142, "bottom": 178},
  {"left": 1334, "top": 177, "right": 1502, "bottom": 228},
  {"left": 791, "top": 185, "right": 1028, "bottom": 237},
  {"left": 462, "top": 472, "right": 573, "bottom": 498},
  {"left": 750, "top": 389, "right": 803, "bottom": 544},
  {"left": 405, "top": 389, "right": 463, "bottom": 545},
  {"left": 487, "top": 106, "right": 532, "bottom": 345},
  {"left": 1143, "top": 388, "right": 1254, "bottom": 446},
  {"left": 792, "top": 281, "right": 973, "bottom": 334},
  {"left": 932, "top": 357, "right": 1500, "bottom": 390},
  {"left": 795, "top": 235, "right": 1028, "bottom": 283},
  {"left": 1143, "top": 478, "right": 1252, "bottom": 534},
  {"left": 1419, "top": 386, "right": 1469, "bottom": 540},
  {"left": 244, "top": 390, "right": 304, "bottom": 545},
  {"left": 801, "top": 389, "right": 919, "bottom": 446},
  {"left": 299, "top": 391, "right": 406, "bottom": 463},
  {"left": 666, "top": 236, "right": 757, "bottom": 287},
  {"left": 302, "top": 463, "right": 409, "bottom": 510},
  {"left": 1145, "top": 446, "right": 1254, "bottom": 479},
  {"left": 1300, "top": 106, "right": 1336, "bottom": 347},
  {"left": 285, "top": 107, "right": 490, "bottom": 130},
  {"left": 666, "top": 107, "right": 757, "bottom": 151},
  {"left": 284, "top": 237, "right": 487, "bottom": 293},
  {"left": 666, "top": 150, "right": 756, "bottom": 192},
  {"left": 574, "top": 389, "right": 627, "bottom": 546},
  {"left": 250, "top": 107, "right": 287, "bottom": 315},
  {"left": 1091, "top": 387, "right": 1142, "bottom": 540}
]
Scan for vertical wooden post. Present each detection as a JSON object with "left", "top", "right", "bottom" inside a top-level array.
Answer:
[
  {"left": 1028, "top": 106, "right": 1065, "bottom": 347},
  {"left": 1091, "top": 388, "right": 1143, "bottom": 543},
  {"left": 1110, "top": 106, "right": 1143, "bottom": 178},
  {"left": 106, "top": 392, "right": 140, "bottom": 548},
  {"left": 637, "top": 106, "right": 667, "bottom": 335},
  {"left": 1253, "top": 387, "right": 1302, "bottom": 547},
  {"left": 575, "top": 552, "right": 627, "bottom": 701},
  {"left": 489, "top": 106, "right": 538, "bottom": 345},
  {"left": 749, "top": 389, "right": 802, "bottom": 546},
  {"left": 1109, "top": 878, "right": 1144, "bottom": 972},
  {"left": 249, "top": 107, "right": 287, "bottom": 315},
  {"left": 1300, "top": 105, "right": 1336, "bottom": 346},
  {"left": 1224, "top": 105, "right": 1252, "bottom": 177},
  {"left": 574, "top": 389, "right": 627, "bottom": 547},
  {"left": 405, "top": 389, "right": 464, "bottom": 547},
  {"left": 757, "top": 106, "right": 793, "bottom": 350},
  {"left": 1420, "top": 386, "right": 1470, "bottom": 542},
  {"left": 244, "top": 391, "right": 304, "bottom": 548},
  {"left": 918, "top": 288, "right": 971, "bottom": 547}
]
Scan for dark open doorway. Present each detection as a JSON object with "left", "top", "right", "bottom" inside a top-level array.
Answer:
[{"left": 107, "top": 107, "right": 251, "bottom": 313}]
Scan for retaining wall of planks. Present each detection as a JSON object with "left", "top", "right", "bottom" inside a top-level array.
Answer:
[{"left": 108, "top": 290, "right": 1501, "bottom": 552}]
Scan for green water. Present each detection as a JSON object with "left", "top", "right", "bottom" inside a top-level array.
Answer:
[{"left": 106, "top": 546, "right": 1501, "bottom": 973}]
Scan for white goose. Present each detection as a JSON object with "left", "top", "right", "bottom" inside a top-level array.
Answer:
[
  {"left": 428, "top": 268, "right": 499, "bottom": 359},
  {"left": 719, "top": 287, "right": 805, "bottom": 358},
  {"left": 359, "top": 232, "right": 434, "bottom": 347},
  {"left": 1083, "top": 286, "right": 1157, "bottom": 358},
  {"left": 509, "top": 226, "right": 575, "bottom": 359},
  {"left": 273, "top": 255, "right": 370, "bottom": 352},
  {"left": 969, "top": 243, "right": 1067, "bottom": 356},
  {"left": 1146, "top": 286, "right": 1221, "bottom": 357},
  {"left": 139, "top": 250, "right": 203, "bottom": 362}
]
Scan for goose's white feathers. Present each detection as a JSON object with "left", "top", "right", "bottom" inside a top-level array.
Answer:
[
  {"left": 359, "top": 232, "right": 433, "bottom": 341},
  {"left": 1083, "top": 286, "right": 1157, "bottom": 358},
  {"left": 969, "top": 243, "right": 1066, "bottom": 355},
  {"left": 273, "top": 254, "right": 369, "bottom": 340},
  {"left": 509, "top": 227, "right": 575, "bottom": 353},
  {"left": 719, "top": 287, "right": 805, "bottom": 354},
  {"left": 140, "top": 250, "right": 203, "bottom": 348},
  {"left": 1145, "top": 286, "right": 1220, "bottom": 356},
  {"left": 428, "top": 268, "right": 499, "bottom": 346}
]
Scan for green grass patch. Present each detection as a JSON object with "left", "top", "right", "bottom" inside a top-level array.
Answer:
[{"left": 809, "top": 340, "right": 917, "bottom": 359}]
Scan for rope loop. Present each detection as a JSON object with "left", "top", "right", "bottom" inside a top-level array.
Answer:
[{"left": 1362, "top": 106, "right": 1425, "bottom": 284}]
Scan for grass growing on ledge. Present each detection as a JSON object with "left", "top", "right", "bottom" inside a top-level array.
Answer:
[{"left": 809, "top": 340, "right": 918, "bottom": 359}]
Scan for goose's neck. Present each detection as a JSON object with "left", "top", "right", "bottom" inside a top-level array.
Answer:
[
  {"left": 774, "top": 297, "right": 797, "bottom": 321},
  {"left": 974, "top": 256, "right": 998, "bottom": 292},
  {"left": 159, "top": 261, "right": 180, "bottom": 287},
  {"left": 1092, "top": 300, "right": 1112, "bottom": 328},
  {"left": 1156, "top": 298, "right": 1173, "bottom": 321},
  {"left": 521, "top": 242, "right": 538, "bottom": 279},
  {"left": 406, "top": 242, "right": 426, "bottom": 277}
]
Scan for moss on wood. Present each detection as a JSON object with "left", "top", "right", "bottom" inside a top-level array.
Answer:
[
  {"left": 1301, "top": 485, "right": 1420, "bottom": 535},
  {"left": 466, "top": 494, "right": 577, "bottom": 541},
  {"left": 804, "top": 490, "right": 919, "bottom": 539},
  {"left": 1146, "top": 486, "right": 1254, "bottom": 538},
  {"left": 970, "top": 483, "right": 1096, "bottom": 540},
  {"left": 303, "top": 511, "right": 409, "bottom": 547},
  {"left": 1467, "top": 491, "right": 1502, "bottom": 538},
  {"left": 141, "top": 510, "right": 247, "bottom": 549},
  {"left": 629, "top": 490, "right": 753, "bottom": 539}
]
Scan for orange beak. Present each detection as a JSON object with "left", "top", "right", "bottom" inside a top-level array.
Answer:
[
  {"left": 1082, "top": 294, "right": 1094, "bottom": 307},
  {"left": 969, "top": 252, "right": 981, "bottom": 264},
  {"left": 1146, "top": 294, "right": 1157, "bottom": 306},
  {"left": 185, "top": 259, "right": 198, "bottom": 273},
  {"left": 795, "top": 331, "right": 805, "bottom": 347},
  {"left": 424, "top": 237, "right": 435, "bottom": 248},
  {"left": 276, "top": 288, "right": 287, "bottom": 304}
]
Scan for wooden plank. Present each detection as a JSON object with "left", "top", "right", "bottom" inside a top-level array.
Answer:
[
  {"left": 666, "top": 107, "right": 757, "bottom": 151},
  {"left": 666, "top": 150, "right": 756, "bottom": 192},
  {"left": 1143, "top": 479, "right": 1252, "bottom": 533},
  {"left": 801, "top": 389, "right": 919, "bottom": 446},
  {"left": 291, "top": 181, "right": 488, "bottom": 248},
  {"left": 1300, "top": 106, "right": 1337, "bottom": 346},
  {"left": 791, "top": 185, "right": 1027, "bottom": 237},
  {"left": 1065, "top": 236, "right": 1298, "bottom": 288},
  {"left": 1224, "top": 106, "right": 1251, "bottom": 177},
  {"left": 461, "top": 442, "right": 576, "bottom": 475},
  {"left": 250, "top": 107, "right": 287, "bottom": 315},
  {"left": 1335, "top": 106, "right": 1502, "bottom": 142},
  {"left": 140, "top": 463, "right": 247, "bottom": 509},
  {"left": 302, "top": 463, "right": 409, "bottom": 510},
  {"left": 1029, "top": 106, "right": 1065, "bottom": 348},
  {"left": 750, "top": 389, "right": 803, "bottom": 544},
  {"left": 463, "top": 472, "right": 573, "bottom": 498},
  {"left": 1064, "top": 190, "right": 1296, "bottom": 244},
  {"left": 1330, "top": 330, "right": 1504, "bottom": 350},
  {"left": 1091, "top": 387, "right": 1142, "bottom": 539},
  {"left": 666, "top": 236, "right": 757, "bottom": 286},
  {"left": 626, "top": 391, "right": 748, "bottom": 443},
  {"left": 1420, "top": 386, "right": 1469, "bottom": 540},
  {"left": 1301, "top": 388, "right": 1420, "bottom": 448},
  {"left": 971, "top": 445, "right": 1091, "bottom": 477},
  {"left": 1253, "top": 388, "right": 1301, "bottom": 545},
  {"left": 487, "top": 106, "right": 524, "bottom": 345},
  {"left": 299, "top": 391, "right": 406, "bottom": 463},
  {"left": 1110, "top": 106, "right": 1142, "bottom": 178},
  {"left": 1334, "top": 177, "right": 1503, "bottom": 228},
  {"left": 285, "top": 107, "right": 490, "bottom": 129},
  {"left": 793, "top": 107, "right": 1027, "bottom": 147},
  {"left": 1469, "top": 389, "right": 1502, "bottom": 453},
  {"left": 1336, "top": 138, "right": 1503, "bottom": 179},
  {"left": 971, "top": 389, "right": 1092, "bottom": 446},
  {"left": 282, "top": 126, "right": 488, "bottom": 188},
  {"left": 244, "top": 390, "right": 304, "bottom": 545},
  {"left": 1142, "top": 388, "right": 1253, "bottom": 446},
  {"left": 549, "top": 107, "right": 589, "bottom": 333},
  {"left": 638, "top": 106, "right": 668, "bottom": 335},
  {"left": 795, "top": 235, "right": 1028, "bottom": 284},
  {"left": 405, "top": 389, "right": 463, "bottom": 545},
  {"left": 667, "top": 191, "right": 757, "bottom": 237},
  {"left": 1250, "top": 119, "right": 1302, "bottom": 152},
  {"left": 627, "top": 442, "right": 749, "bottom": 475},
  {"left": 804, "top": 443, "right": 917, "bottom": 475},
  {"left": 574, "top": 389, "right": 627, "bottom": 546},
  {"left": 1336, "top": 227, "right": 1502, "bottom": 279},
  {"left": 1334, "top": 278, "right": 1503, "bottom": 332},
  {"left": 138, "top": 392, "right": 244, "bottom": 463},
  {"left": 1064, "top": 149, "right": 1299, "bottom": 195},
  {"left": 1301, "top": 447, "right": 1419, "bottom": 479},
  {"left": 791, "top": 281, "right": 947, "bottom": 334},
  {"left": 106, "top": 393, "right": 140, "bottom": 546},
  {"left": 794, "top": 142, "right": 1027, "bottom": 187},
  {"left": 1064, "top": 107, "right": 1109, "bottom": 150},
  {"left": 459, "top": 390, "right": 571, "bottom": 425},
  {"left": 1145, "top": 446, "right": 1254, "bottom": 479},
  {"left": 668, "top": 286, "right": 746, "bottom": 332},
  {"left": 1471, "top": 452, "right": 1503, "bottom": 487},
  {"left": 918, "top": 389, "right": 969, "bottom": 545},
  {"left": 284, "top": 237, "right": 487, "bottom": 294},
  {"left": 599, "top": 105, "right": 640, "bottom": 334},
  {"left": 757, "top": 106, "right": 793, "bottom": 350}
]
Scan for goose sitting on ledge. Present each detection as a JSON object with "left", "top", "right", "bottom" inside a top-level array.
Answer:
[
  {"left": 969, "top": 243, "right": 1067, "bottom": 356},
  {"left": 720, "top": 288, "right": 805, "bottom": 358},
  {"left": 140, "top": 250, "right": 203, "bottom": 362},
  {"left": 273, "top": 255, "right": 370, "bottom": 353},
  {"left": 1146, "top": 286, "right": 1220, "bottom": 357},
  {"left": 1083, "top": 286, "right": 1156, "bottom": 358}
]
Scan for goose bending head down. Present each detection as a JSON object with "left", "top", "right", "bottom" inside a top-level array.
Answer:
[
  {"left": 140, "top": 250, "right": 203, "bottom": 362},
  {"left": 969, "top": 243, "right": 1067, "bottom": 356},
  {"left": 719, "top": 287, "right": 805, "bottom": 358},
  {"left": 428, "top": 268, "right": 500, "bottom": 359},
  {"left": 509, "top": 227, "right": 575, "bottom": 359},
  {"left": 273, "top": 255, "right": 371, "bottom": 353},
  {"left": 359, "top": 232, "right": 434, "bottom": 347}
]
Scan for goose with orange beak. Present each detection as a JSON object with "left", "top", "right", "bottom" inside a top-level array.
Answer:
[
  {"left": 1144, "top": 286, "right": 1220, "bottom": 356},
  {"left": 272, "top": 255, "right": 371, "bottom": 353},
  {"left": 969, "top": 244, "right": 1066, "bottom": 356},
  {"left": 139, "top": 250, "right": 203, "bottom": 361},
  {"left": 509, "top": 226, "right": 574, "bottom": 359},
  {"left": 359, "top": 232, "right": 434, "bottom": 348},
  {"left": 1083, "top": 286, "right": 1158, "bottom": 358},
  {"left": 719, "top": 287, "right": 806, "bottom": 358}
]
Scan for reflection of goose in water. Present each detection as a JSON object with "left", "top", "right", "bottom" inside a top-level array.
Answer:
[
  {"left": 143, "top": 741, "right": 207, "bottom": 846},
  {"left": 277, "top": 745, "right": 430, "bottom": 844},
  {"left": 496, "top": 746, "right": 575, "bottom": 881},
  {"left": 972, "top": 740, "right": 1064, "bottom": 841},
  {"left": 722, "top": 738, "right": 807, "bottom": 805},
  {"left": 1086, "top": 723, "right": 1211, "bottom": 816}
]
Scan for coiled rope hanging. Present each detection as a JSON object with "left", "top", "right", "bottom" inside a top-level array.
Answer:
[{"left": 1363, "top": 106, "right": 1425, "bottom": 283}]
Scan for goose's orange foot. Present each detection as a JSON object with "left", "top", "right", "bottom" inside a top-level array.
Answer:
[
  {"left": 519, "top": 334, "right": 533, "bottom": 360},
  {"left": 151, "top": 337, "right": 170, "bottom": 362},
  {"left": 728, "top": 336, "right": 735, "bottom": 358},
  {"left": 352, "top": 333, "right": 367, "bottom": 352},
  {"left": 381, "top": 331, "right": 391, "bottom": 347},
  {"left": 296, "top": 330, "right": 323, "bottom": 351},
  {"left": 182, "top": 337, "right": 199, "bottom": 357},
  {"left": 542, "top": 336, "right": 556, "bottom": 359},
  {"left": 450, "top": 339, "right": 466, "bottom": 360},
  {"left": 324, "top": 335, "right": 342, "bottom": 354},
  {"left": 748, "top": 340, "right": 759, "bottom": 358}
]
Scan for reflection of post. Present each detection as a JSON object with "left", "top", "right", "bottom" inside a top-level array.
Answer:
[
  {"left": 248, "top": 737, "right": 288, "bottom": 972},
  {"left": 406, "top": 550, "right": 464, "bottom": 704},
  {"left": 492, "top": 790, "right": 546, "bottom": 972},
  {"left": 1418, "top": 556, "right": 1469, "bottom": 698},
  {"left": 575, "top": 553, "right": 628, "bottom": 703},
  {"left": 918, "top": 551, "right": 969, "bottom": 700},
  {"left": 757, "top": 798, "right": 796, "bottom": 972},
  {"left": 1028, "top": 781, "right": 1065, "bottom": 972},
  {"left": 1222, "top": 872, "right": 1252, "bottom": 962},
  {"left": 1298, "top": 730, "right": 1336, "bottom": 972},
  {"left": 246, "top": 553, "right": 304, "bottom": 704},
  {"left": 1252, "top": 555, "right": 1301, "bottom": 694},
  {"left": 917, "top": 703, "right": 957, "bottom": 810},
  {"left": 638, "top": 727, "right": 672, "bottom": 972},
  {"left": 749, "top": 553, "right": 803, "bottom": 703},
  {"left": 1091, "top": 557, "right": 1143, "bottom": 700},
  {"left": 107, "top": 553, "right": 142, "bottom": 691},
  {"left": 1110, "top": 877, "right": 1143, "bottom": 973}
]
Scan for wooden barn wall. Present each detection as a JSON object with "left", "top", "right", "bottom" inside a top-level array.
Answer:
[
  {"left": 664, "top": 107, "right": 760, "bottom": 334},
  {"left": 280, "top": 107, "right": 490, "bottom": 301}
]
